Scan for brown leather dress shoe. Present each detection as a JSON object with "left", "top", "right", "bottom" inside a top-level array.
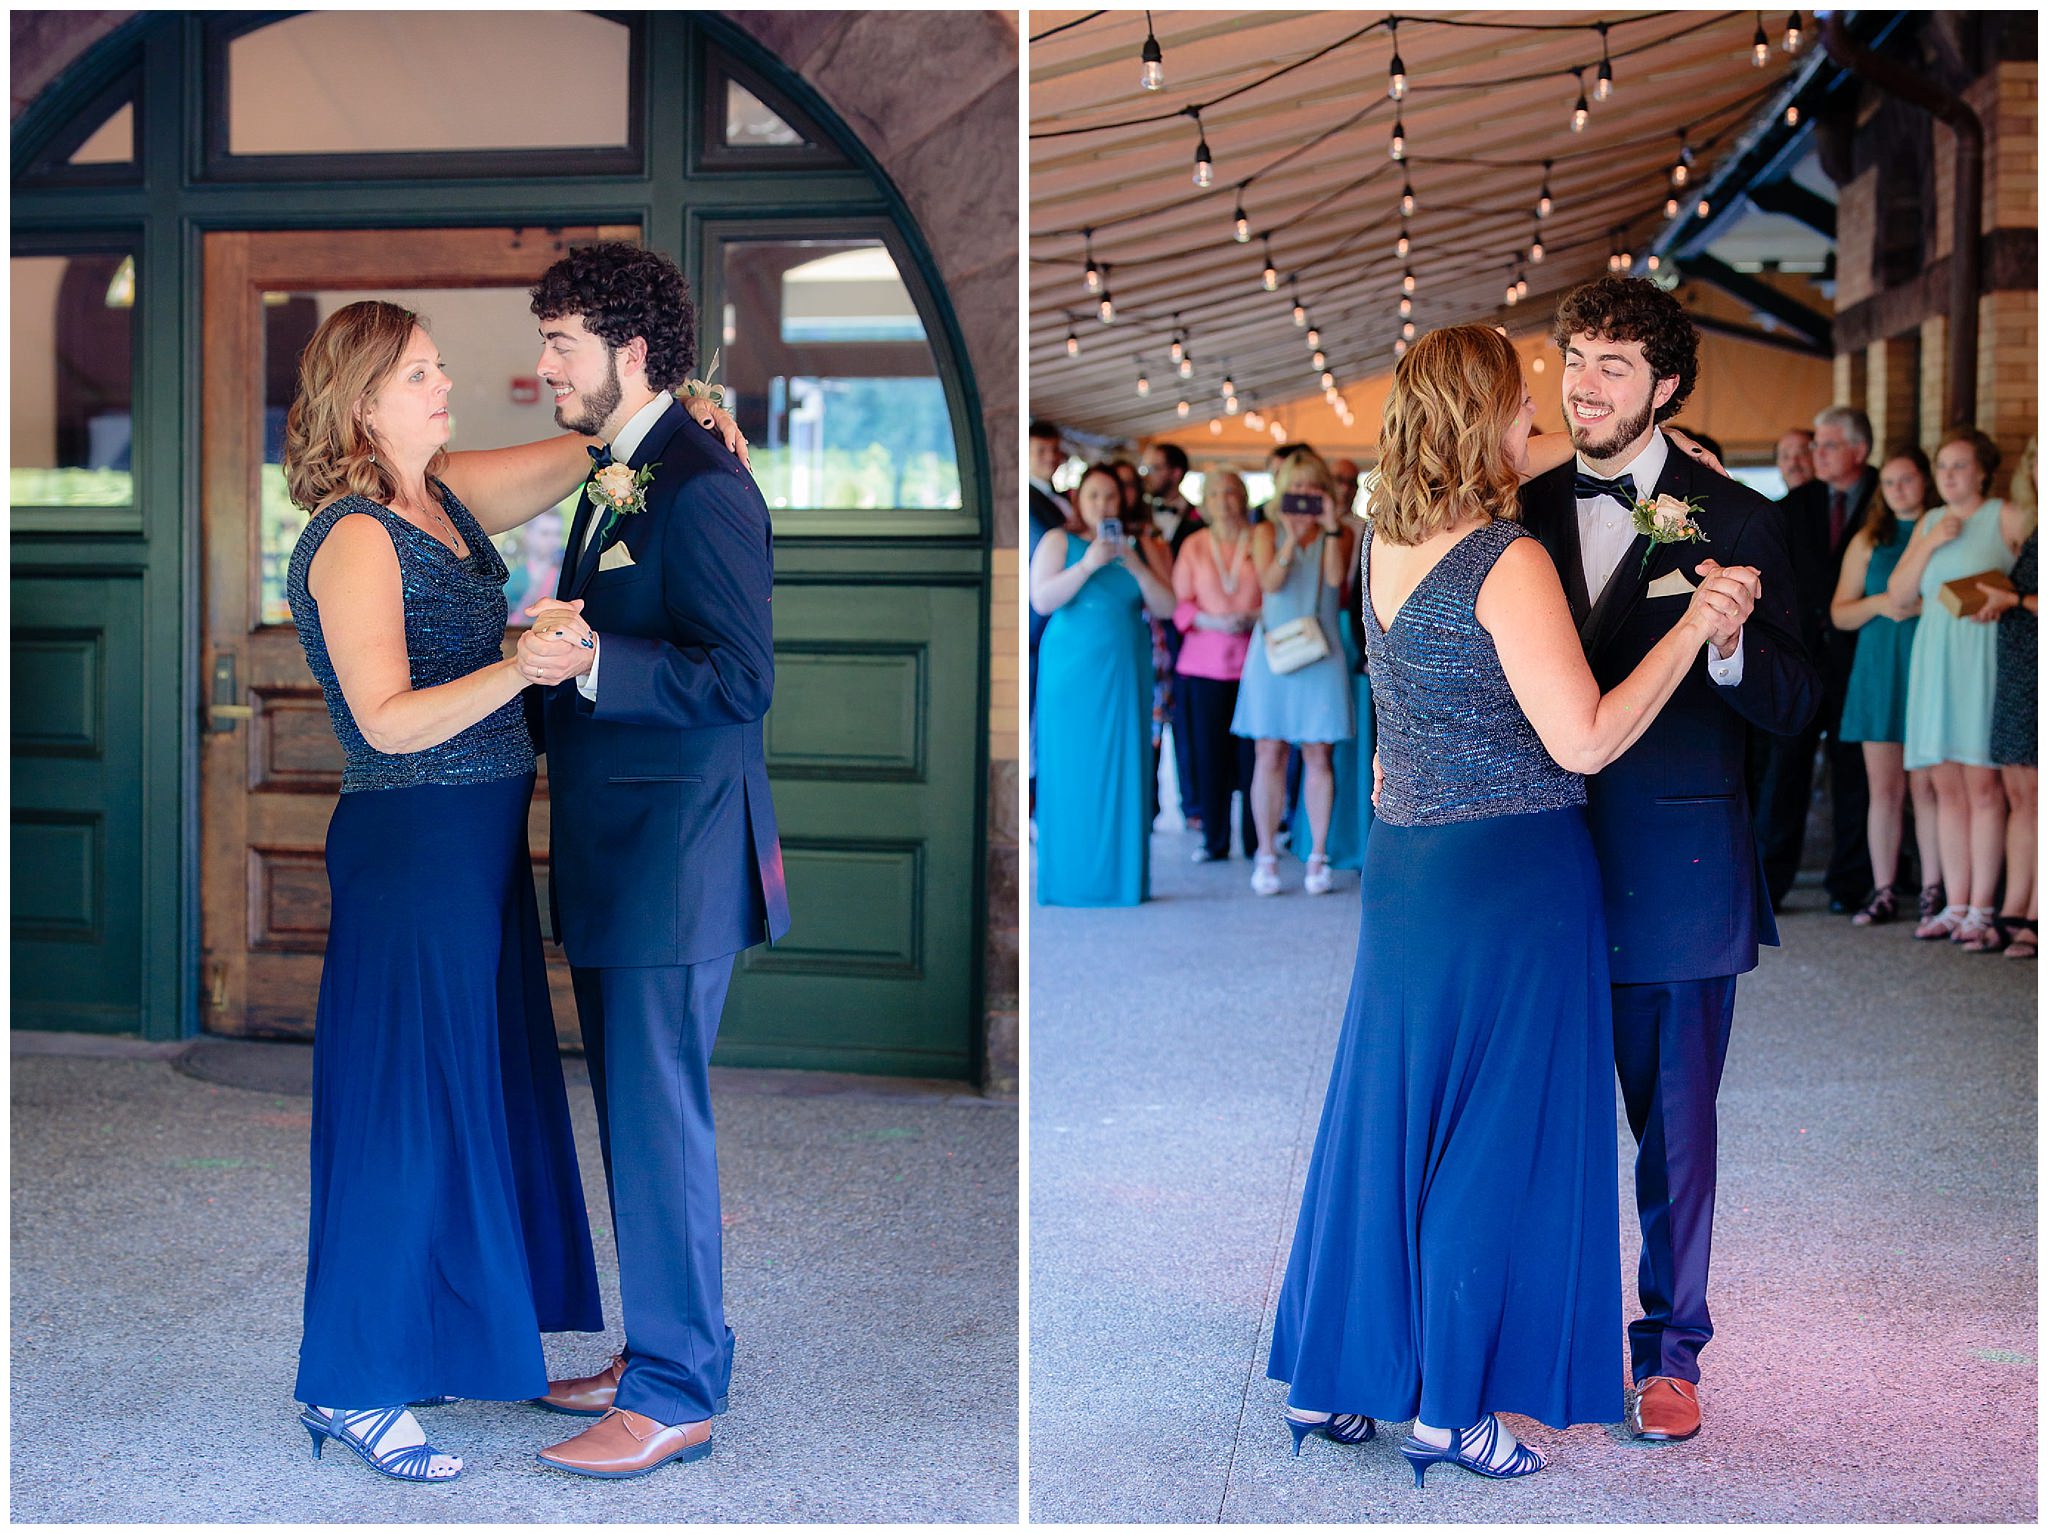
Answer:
[
  {"left": 536, "top": 1353, "right": 626, "bottom": 1416},
  {"left": 1631, "top": 1377, "right": 1701, "bottom": 1442},
  {"left": 537, "top": 1407, "right": 712, "bottom": 1479}
]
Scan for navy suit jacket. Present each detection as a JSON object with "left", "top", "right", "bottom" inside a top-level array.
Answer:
[
  {"left": 542, "top": 398, "right": 791, "bottom": 969},
  {"left": 1520, "top": 448, "right": 1819, "bottom": 984}
]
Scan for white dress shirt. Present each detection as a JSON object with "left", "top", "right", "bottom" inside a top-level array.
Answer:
[
  {"left": 1574, "top": 429, "right": 1743, "bottom": 686},
  {"left": 574, "top": 392, "right": 674, "bottom": 700}
]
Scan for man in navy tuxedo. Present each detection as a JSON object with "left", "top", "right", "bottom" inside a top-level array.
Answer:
[
  {"left": 1519, "top": 277, "right": 1819, "bottom": 1445},
  {"left": 515, "top": 243, "right": 791, "bottom": 1478}
]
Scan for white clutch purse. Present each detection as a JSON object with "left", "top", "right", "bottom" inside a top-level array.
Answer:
[{"left": 1264, "top": 614, "right": 1331, "bottom": 675}]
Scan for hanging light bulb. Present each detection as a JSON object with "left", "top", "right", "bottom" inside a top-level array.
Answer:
[
  {"left": 1192, "top": 119, "right": 1214, "bottom": 189},
  {"left": 1618, "top": 245, "right": 1632, "bottom": 268},
  {"left": 1537, "top": 160, "right": 1554, "bottom": 220},
  {"left": 1672, "top": 137, "right": 1693, "bottom": 189},
  {"left": 1209, "top": 418, "right": 1223, "bottom": 436},
  {"left": 1516, "top": 274, "right": 1529, "bottom": 299},
  {"left": 1292, "top": 300, "right": 1308, "bottom": 327},
  {"left": 1389, "top": 115, "right": 1406, "bottom": 162},
  {"left": 1305, "top": 327, "right": 1320, "bottom": 349},
  {"left": 1140, "top": 16, "right": 1165, "bottom": 91},
  {"left": 1177, "top": 398, "right": 1191, "bottom": 418},
  {"left": 1245, "top": 409, "right": 1264, "bottom": 431},
  {"left": 1665, "top": 195, "right": 1680, "bottom": 219},
  {"left": 1784, "top": 10, "right": 1803, "bottom": 54},
  {"left": 1607, "top": 251, "right": 1621, "bottom": 273},
  {"left": 1696, "top": 197, "right": 1711, "bottom": 218},
  {"left": 1098, "top": 288, "right": 1115, "bottom": 324},
  {"left": 1170, "top": 331, "right": 1185, "bottom": 365},
  {"left": 1224, "top": 394, "right": 1241, "bottom": 416},
  {"left": 1084, "top": 248, "right": 1101, "bottom": 295},
  {"left": 1507, "top": 276, "right": 1520, "bottom": 305},
  {"left": 1220, "top": 372, "right": 1235, "bottom": 397},
  {"left": 1312, "top": 349, "right": 1327, "bottom": 370},
  {"left": 1387, "top": 20, "right": 1406, "bottom": 101},
  {"left": 1398, "top": 295, "right": 1413, "bottom": 318},
  {"left": 1402, "top": 320, "right": 1415, "bottom": 340},
  {"left": 1785, "top": 103, "right": 1801, "bottom": 127},
  {"left": 1233, "top": 198, "right": 1251, "bottom": 243},
  {"left": 1395, "top": 220, "right": 1410, "bottom": 260},
  {"left": 1595, "top": 24, "right": 1614, "bottom": 100},
  {"left": 1752, "top": 14, "right": 1771, "bottom": 66},
  {"left": 1647, "top": 253, "right": 1662, "bottom": 272},
  {"left": 1178, "top": 354, "right": 1194, "bottom": 379},
  {"left": 1400, "top": 176, "right": 1416, "bottom": 218},
  {"left": 1065, "top": 324, "right": 1080, "bottom": 356},
  {"left": 1321, "top": 370, "right": 1336, "bottom": 391},
  {"left": 1136, "top": 370, "right": 1150, "bottom": 396},
  {"left": 1393, "top": 337, "right": 1408, "bottom": 357},
  {"left": 1261, "top": 238, "right": 1278, "bottom": 292},
  {"left": 1529, "top": 225, "right": 1545, "bottom": 264},
  {"left": 1402, "top": 267, "right": 1416, "bottom": 295},
  {"left": 1571, "top": 71, "right": 1590, "bottom": 133}
]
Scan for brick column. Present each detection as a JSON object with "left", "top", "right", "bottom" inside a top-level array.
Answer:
[
  {"left": 1833, "top": 349, "right": 1868, "bottom": 414},
  {"left": 1976, "top": 289, "right": 2038, "bottom": 475},
  {"left": 1865, "top": 334, "right": 1920, "bottom": 457},
  {"left": 1919, "top": 315, "right": 1949, "bottom": 454}
]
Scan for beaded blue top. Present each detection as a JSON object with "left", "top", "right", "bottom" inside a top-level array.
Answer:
[
  {"left": 285, "top": 486, "right": 533, "bottom": 793},
  {"left": 1362, "top": 518, "right": 1584, "bottom": 827}
]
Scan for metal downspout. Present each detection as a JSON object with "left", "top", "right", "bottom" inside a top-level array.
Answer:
[{"left": 1820, "top": 11, "right": 1984, "bottom": 424}]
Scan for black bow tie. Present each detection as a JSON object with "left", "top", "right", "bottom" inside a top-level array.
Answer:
[
  {"left": 588, "top": 443, "right": 614, "bottom": 471},
  {"left": 1573, "top": 469, "right": 1638, "bottom": 507}
]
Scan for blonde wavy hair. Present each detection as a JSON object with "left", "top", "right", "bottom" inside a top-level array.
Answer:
[
  {"left": 282, "top": 300, "right": 448, "bottom": 513},
  {"left": 1367, "top": 324, "right": 1525, "bottom": 545},
  {"left": 1272, "top": 449, "right": 1337, "bottom": 507}
]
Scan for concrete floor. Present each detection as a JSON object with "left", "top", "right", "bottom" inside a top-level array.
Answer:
[
  {"left": 10, "top": 1039, "right": 1018, "bottom": 1523},
  {"left": 1028, "top": 825, "right": 2037, "bottom": 1523}
]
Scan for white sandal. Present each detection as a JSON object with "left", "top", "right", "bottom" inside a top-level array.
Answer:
[
  {"left": 1303, "top": 853, "right": 1333, "bottom": 895},
  {"left": 1251, "top": 854, "right": 1281, "bottom": 896}
]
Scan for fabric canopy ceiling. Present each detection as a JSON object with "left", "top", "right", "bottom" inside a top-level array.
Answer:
[{"left": 1030, "top": 9, "right": 1827, "bottom": 445}]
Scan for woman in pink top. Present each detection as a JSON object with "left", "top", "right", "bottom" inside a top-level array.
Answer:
[{"left": 1174, "top": 470, "right": 1265, "bottom": 861}]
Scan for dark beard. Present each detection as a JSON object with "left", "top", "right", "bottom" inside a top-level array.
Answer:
[
  {"left": 1567, "top": 394, "right": 1655, "bottom": 467},
  {"left": 554, "top": 347, "right": 623, "bottom": 437}
]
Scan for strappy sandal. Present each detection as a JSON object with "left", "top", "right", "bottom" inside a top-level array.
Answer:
[
  {"left": 1283, "top": 1405, "right": 1377, "bottom": 1456},
  {"left": 1952, "top": 907, "right": 2000, "bottom": 948},
  {"left": 1303, "top": 853, "right": 1333, "bottom": 895},
  {"left": 1399, "top": 1414, "right": 1546, "bottom": 1487},
  {"left": 1915, "top": 901, "right": 1966, "bottom": 941},
  {"left": 2005, "top": 919, "right": 2037, "bottom": 960},
  {"left": 1963, "top": 911, "right": 2011, "bottom": 953},
  {"left": 1852, "top": 885, "right": 1899, "bottom": 927},
  {"left": 300, "top": 1405, "right": 463, "bottom": 1483}
]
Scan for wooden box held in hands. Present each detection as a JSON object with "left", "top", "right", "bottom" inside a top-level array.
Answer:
[{"left": 1937, "top": 569, "right": 2018, "bottom": 618}]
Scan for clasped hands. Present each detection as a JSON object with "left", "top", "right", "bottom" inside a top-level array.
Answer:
[
  {"left": 517, "top": 599, "right": 596, "bottom": 686},
  {"left": 1687, "top": 559, "right": 1760, "bottom": 657}
]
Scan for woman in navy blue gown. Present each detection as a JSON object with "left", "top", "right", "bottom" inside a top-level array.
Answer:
[
  {"left": 1266, "top": 325, "right": 1760, "bottom": 1485},
  {"left": 282, "top": 301, "right": 742, "bottom": 1482}
]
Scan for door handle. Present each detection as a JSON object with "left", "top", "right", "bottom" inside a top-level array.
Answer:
[{"left": 209, "top": 652, "right": 255, "bottom": 732}]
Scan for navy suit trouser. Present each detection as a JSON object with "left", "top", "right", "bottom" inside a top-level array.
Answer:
[
  {"left": 1612, "top": 975, "right": 1738, "bottom": 1386},
  {"left": 572, "top": 954, "right": 737, "bottom": 1424}
]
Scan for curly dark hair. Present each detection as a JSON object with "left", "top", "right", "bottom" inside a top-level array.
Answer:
[
  {"left": 529, "top": 243, "right": 695, "bottom": 391},
  {"left": 1550, "top": 275, "right": 1699, "bottom": 423}
]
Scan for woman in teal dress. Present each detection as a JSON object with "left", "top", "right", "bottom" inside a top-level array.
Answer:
[
  {"left": 1031, "top": 463, "right": 1178, "bottom": 906},
  {"left": 1831, "top": 446, "right": 1940, "bottom": 926},
  {"left": 1891, "top": 427, "right": 2017, "bottom": 947}
]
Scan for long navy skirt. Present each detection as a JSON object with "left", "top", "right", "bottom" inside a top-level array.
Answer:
[
  {"left": 1268, "top": 805, "right": 1623, "bottom": 1430},
  {"left": 295, "top": 774, "right": 602, "bottom": 1409}
]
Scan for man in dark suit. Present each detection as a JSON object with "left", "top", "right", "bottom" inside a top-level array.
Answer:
[
  {"left": 1752, "top": 407, "right": 1880, "bottom": 910},
  {"left": 1520, "top": 276, "right": 1819, "bottom": 1446},
  {"left": 517, "top": 243, "right": 791, "bottom": 1478}
]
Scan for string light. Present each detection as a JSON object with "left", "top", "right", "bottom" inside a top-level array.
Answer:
[
  {"left": 1209, "top": 418, "right": 1223, "bottom": 436},
  {"left": 1506, "top": 269, "right": 1520, "bottom": 305},
  {"left": 1192, "top": 114, "right": 1213, "bottom": 189},
  {"left": 1516, "top": 273, "right": 1529, "bottom": 299},
  {"left": 1225, "top": 394, "right": 1241, "bottom": 415},
  {"left": 1595, "top": 23, "right": 1614, "bottom": 100},
  {"left": 1246, "top": 409, "right": 1265, "bottom": 431},
  {"left": 1178, "top": 353, "right": 1194, "bottom": 379},
  {"left": 1571, "top": 69, "right": 1589, "bottom": 133},
  {"left": 1305, "top": 327, "right": 1320, "bottom": 349},
  {"left": 1140, "top": 13, "right": 1165, "bottom": 91},
  {"left": 1785, "top": 103, "right": 1801, "bottom": 127},
  {"left": 1177, "top": 398, "right": 1191, "bottom": 418},
  {"left": 1233, "top": 197, "right": 1251, "bottom": 243},
  {"left": 1389, "top": 113, "right": 1406, "bottom": 162},
  {"left": 1135, "top": 364, "right": 1150, "bottom": 396},
  {"left": 1402, "top": 320, "right": 1416, "bottom": 340},
  {"left": 1664, "top": 195, "right": 1680, "bottom": 219},
  {"left": 1671, "top": 135, "right": 1693, "bottom": 189},
  {"left": 1261, "top": 237, "right": 1279, "bottom": 292},
  {"left": 1536, "top": 159, "right": 1554, "bottom": 220},
  {"left": 1529, "top": 222, "right": 1545, "bottom": 263},
  {"left": 1648, "top": 253, "right": 1663, "bottom": 272},
  {"left": 1393, "top": 337, "right": 1408, "bottom": 357},
  {"left": 1083, "top": 231, "right": 1100, "bottom": 294},
  {"left": 1696, "top": 196, "right": 1711, "bottom": 218},
  {"left": 1398, "top": 295, "right": 1413, "bottom": 318},
  {"left": 1290, "top": 278, "right": 1307, "bottom": 327},
  {"left": 1311, "top": 348, "right": 1327, "bottom": 370},
  {"left": 1395, "top": 220, "right": 1410, "bottom": 260},
  {"left": 1098, "top": 286, "right": 1115, "bottom": 324},
  {"left": 1752, "top": 14, "right": 1771, "bottom": 66},
  {"left": 1320, "top": 370, "right": 1336, "bottom": 391},
  {"left": 1784, "top": 10, "right": 1804, "bottom": 54},
  {"left": 1065, "top": 322, "right": 1080, "bottom": 356},
  {"left": 1170, "top": 324, "right": 1185, "bottom": 365},
  {"left": 1402, "top": 266, "right": 1416, "bottom": 294},
  {"left": 1220, "top": 372, "right": 1235, "bottom": 398},
  {"left": 1387, "top": 19, "right": 1406, "bottom": 101},
  {"left": 1400, "top": 175, "right": 1416, "bottom": 218}
]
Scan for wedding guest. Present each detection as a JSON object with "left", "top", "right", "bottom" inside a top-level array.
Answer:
[
  {"left": 1775, "top": 428, "right": 1816, "bottom": 494},
  {"left": 1972, "top": 435, "right": 2037, "bottom": 958},
  {"left": 1753, "top": 405, "right": 1878, "bottom": 911},
  {"left": 1108, "top": 458, "right": 1179, "bottom": 822},
  {"left": 1831, "top": 446, "right": 1941, "bottom": 926},
  {"left": 1144, "top": 441, "right": 1204, "bottom": 827},
  {"left": 1027, "top": 420, "right": 1071, "bottom": 808},
  {"left": 1172, "top": 470, "right": 1262, "bottom": 862},
  {"left": 1232, "top": 450, "right": 1355, "bottom": 895},
  {"left": 1032, "top": 463, "right": 1176, "bottom": 905},
  {"left": 1893, "top": 426, "right": 2015, "bottom": 948}
]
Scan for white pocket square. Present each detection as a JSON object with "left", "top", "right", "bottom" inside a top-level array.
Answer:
[
  {"left": 598, "top": 541, "right": 636, "bottom": 572},
  {"left": 1646, "top": 568, "right": 1696, "bottom": 599}
]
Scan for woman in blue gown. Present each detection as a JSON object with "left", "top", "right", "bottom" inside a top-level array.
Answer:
[
  {"left": 282, "top": 301, "right": 742, "bottom": 1481},
  {"left": 1031, "top": 464, "right": 1178, "bottom": 906},
  {"left": 1266, "top": 325, "right": 1757, "bottom": 1485}
]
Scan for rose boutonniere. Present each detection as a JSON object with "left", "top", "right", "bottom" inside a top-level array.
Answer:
[
  {"left": 1630, "top": 491, "right": 1709, "bottom": 575},
  {"left": 590, "top": 459, "right": 658, "bottom": 542}
]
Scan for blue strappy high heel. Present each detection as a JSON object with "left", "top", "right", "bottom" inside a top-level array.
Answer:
[
  {"left": 300, "top": 1405, "right": 463, "bottom": 1483},
  {"left": 1399, "top": 1415, "right": 1545, "bottom": 1487},
  {"left": 1282, "top": 1405, "right": 1377, "bottom": 1456}
]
